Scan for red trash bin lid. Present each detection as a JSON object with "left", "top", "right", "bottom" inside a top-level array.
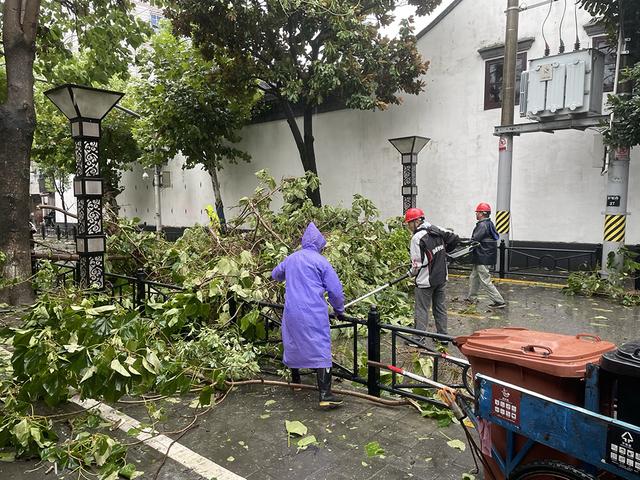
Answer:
[{"left": 456, "top": 327, "right": 616, "bottom": 378}]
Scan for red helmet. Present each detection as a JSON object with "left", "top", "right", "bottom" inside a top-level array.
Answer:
[
  {"left": 475, "top": 202, "right": 491, "bottom": 213},
  {"left": 404, "top": 208, "right": 425, "bottom": 223}
]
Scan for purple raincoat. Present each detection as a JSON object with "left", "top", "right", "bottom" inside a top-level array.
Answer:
[{"left": 271, "top": 223, "right": 345, "bottom": 369}]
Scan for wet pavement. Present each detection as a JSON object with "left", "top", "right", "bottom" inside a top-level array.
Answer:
[
  {"left": 2, "top": 276, "right": 639, "bottom": 480},
  {"left": 445, "top": 275, "right": 639, "bottom": 345}
]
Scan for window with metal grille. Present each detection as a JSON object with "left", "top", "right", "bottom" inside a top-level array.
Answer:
[{"left": 484, "top": 53, "right": 527, "bottom": 110}]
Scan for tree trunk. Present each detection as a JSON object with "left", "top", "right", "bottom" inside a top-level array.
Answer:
[
  {"left": 0, "top": 0, "right": 41, "bottom": 305},
  {"left": 302, "top": 106, "right": 321, "bottom": 207},
  {"left": 103, "top": 185, "right": 121, "bottom": 216},
  {"left": 280, "top": 99, "right": 322, "bottom": 207},
  {"left": 52, "top": 174, "right": 69, "bottom": 230},
  {"left": 209, "top": 166, "right": 227, "bottom": 233}
]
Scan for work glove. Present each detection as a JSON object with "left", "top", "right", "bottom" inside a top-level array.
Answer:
[{"left": 336, "top": 313, "right": 346, "bottom": 321}]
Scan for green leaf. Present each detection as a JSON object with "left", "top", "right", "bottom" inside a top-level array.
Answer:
[
  {"left": 110, "top": 359, "right": 131, "bottom": 378},
  {"left": 94, "top": 438, "right": 112, "bottom": 466},
  {"left": 141, "top": 356, "right": 156, "bottom": 374},
  {"left": 264, "top": 399, "right": 276, "bottom": 406},
  {"left": 239, "top": 250, "right": 254, "bottom": 265},
  {"left": 296, "top": 435, "right": 317, "bottom": 450},
  {"left": 199, "top": 386, "right": 213, "bottom": 407},
  {"left": 447, "top": 439, "right": 466, "bottom": 451},
  {"left": 13, "top": 419, "right": 30, "bottom": 447},
  {"left": 285, "top": 420, "right": 307, "bottom": 437},
  {"left": 86, "top": 305, "right": 117, "bottom": 315},
  {"left": 462, "top": 474, "right": 476, "bottom": 480},
  {"left": 0, "top": 451, "right": 16, "bottom": 462},
  {"left": 63, "top": 342, "right": 84, "bottom": 353},
  {"left": 415, "top": 357, "right": 433, "bottom": 379},
  {"left": 240, "top": 310, "right": 259, "bottom": 332},
  {"left": 365, "top": 441, "right": 385, "bottom": 458},
  {"left": 119, "top": 463, "right": 144, "bottom": 479},
  {"left": 146, "top": 351, "right": 162, "bottom": 372},
  {"left": 80, "top": 366, "right": 97, "bottom": 383}
]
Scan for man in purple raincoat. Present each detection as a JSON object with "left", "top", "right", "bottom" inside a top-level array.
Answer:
[{"left": 272, "top": 222, "right": 345, "bottom": 408}]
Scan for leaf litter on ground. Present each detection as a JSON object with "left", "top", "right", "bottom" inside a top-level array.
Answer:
[{"left": 365, "top": 441, "right": 385, "bottom": 458}]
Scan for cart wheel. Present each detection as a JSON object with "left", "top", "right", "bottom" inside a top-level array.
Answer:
[{"left": 509, "top": 460, "right": 596, "bottom": 480}]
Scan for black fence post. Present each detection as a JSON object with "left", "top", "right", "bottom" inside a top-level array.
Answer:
[
  {"left": 595, "top": 244, "right": 603, "bottom": 271},
  {"left": 74, "top": 261, "right": 80, "bottom": 285},
  {"left": 135, "top": 268, "right": 146, "bottom": 310},
  {"left": 41, "top": 223, "right": 46, "bottom": 239},
  {"left": 499, "top": 240, "right": 506, "bottom": 279},
  {"left": 367, "top": 305, "right": 381, "bottom": 397},
  {"left": 72, "top": 226, "right": 77, "bottom": 241},
  {"left": 56, "top": 225, "right": 61, "bottom": 240}
]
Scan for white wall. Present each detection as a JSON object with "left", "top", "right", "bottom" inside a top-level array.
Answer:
[
  {"left": 54, "top": 188, "right": 77, "bottom": 224},
  {"left": 118, "top": 0, "right": 639, "bottom": 244},
  {"left": 119, "top": 159, "right": 215, "bottom": 226}
]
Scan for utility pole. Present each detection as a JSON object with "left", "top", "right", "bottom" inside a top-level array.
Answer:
[
  {"left": 495, "top": 0, "right": 520, "bottom": 269},
  {"left": 602, "top": 5, "right": 632, "bottom": 276},
  {"left": 153, "top": 165, "right": 163, "bottom": 237}
]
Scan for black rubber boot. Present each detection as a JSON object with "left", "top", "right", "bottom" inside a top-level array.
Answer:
[
  {"left": 291, "top": 368, "right": 302, "bottom": 391},
  {"left": 316, "top": 368, "right": 343, "bottom": 408}
]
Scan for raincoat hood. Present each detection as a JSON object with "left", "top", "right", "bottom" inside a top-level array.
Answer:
[{"left": 301, "top": 222, "right": 326, "bottom": 252}]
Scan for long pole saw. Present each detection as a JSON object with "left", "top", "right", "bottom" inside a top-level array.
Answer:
[
  {"left": 344, "top": 272, "right": 411, "bottom": 308},
  {"left": 367, "top": 360, "right": 474, "bottom": 404},
  {"left": 344, "top": 241, "right": 478, "bottom": 309}
]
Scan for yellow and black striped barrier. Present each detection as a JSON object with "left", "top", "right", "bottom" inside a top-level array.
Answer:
[
  {"left": 604, "top": 214, "right": 626, "bottom": 242},
  {"left": 495, "top": 210, "right": 510, "bottom": 234}
]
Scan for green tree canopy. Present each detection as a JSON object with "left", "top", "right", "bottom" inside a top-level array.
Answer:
[
  {"left": 167, "top": 0, "right": 442, "bottom": 206},
  {"left": 130, "top": 24, "right": 259, "bottom": 224}
]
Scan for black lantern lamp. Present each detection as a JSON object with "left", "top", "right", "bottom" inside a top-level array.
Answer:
[
  {"left": 45, "top": 84, "right": 124, "bottom": 288},
  {"left": 388, "top": 136, "right": 430, "bottom": 213}
]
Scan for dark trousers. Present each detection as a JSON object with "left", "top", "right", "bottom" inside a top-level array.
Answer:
[{"left": 414, "top": 283, "right": 448, "bottom": 335}]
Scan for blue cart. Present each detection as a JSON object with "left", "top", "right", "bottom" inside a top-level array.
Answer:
[{"left": 464, "top": 366, "right": 640, "bottom": 480}]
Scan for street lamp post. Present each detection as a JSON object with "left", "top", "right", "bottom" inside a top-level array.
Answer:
[
  {"left": 388, "top": 136, "right": 430, "bottom": 213},
  {"left": 45, "top": 84, "right": 124, "bottom": 289}
]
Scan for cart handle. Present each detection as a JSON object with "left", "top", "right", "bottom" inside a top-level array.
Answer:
[
  {"left": 521, "top": 344, "right": 553, "bottom": 357},
  {"left": 576, "top": 333, "right": 601, "bottom": 342}
]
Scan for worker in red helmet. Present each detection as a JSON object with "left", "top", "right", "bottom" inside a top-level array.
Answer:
[
  {"left": 404, "top": 208, "right": 459, "bottom": 345},
  {"left": 466, "top": 203, "right": 506, "bottom": 308}
]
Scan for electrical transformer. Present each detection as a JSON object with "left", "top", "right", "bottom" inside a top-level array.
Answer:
[{"left": 520, "top": 49, "right": 605, "bottom": 121}]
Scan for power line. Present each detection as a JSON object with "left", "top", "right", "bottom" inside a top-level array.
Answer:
[
  {"left": 541, "top": 0, "right": 554, "bottom": 56},
  {"left": 558, "top": 0, "right": 567, "bottom": 53}
]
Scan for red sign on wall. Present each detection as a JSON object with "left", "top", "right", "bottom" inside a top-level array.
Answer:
[
  {"left": 498, "top": 137, "right": 507, "bottom": 152},
  {"left": 491, "top": 384, "right": 521, "bottom": 426},
  {"left": 615, "top": 147, "right": 630, "bottom": 160}
]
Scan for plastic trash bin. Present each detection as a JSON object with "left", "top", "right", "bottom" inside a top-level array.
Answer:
[
  {"left": 600, "top": 339, "right": 640, "bottom": 427},
  {"left": 456, "top": 327, "right": 616, "bottom": 479}
]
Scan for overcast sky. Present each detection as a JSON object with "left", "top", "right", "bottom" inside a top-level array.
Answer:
[{"left": 379, "top": 0, "right": 457, "bottom": 38}]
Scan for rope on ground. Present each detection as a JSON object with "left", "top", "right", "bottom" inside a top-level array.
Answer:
[{"left": 224, "top": 378, "right": 410, "bottom": 407}]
